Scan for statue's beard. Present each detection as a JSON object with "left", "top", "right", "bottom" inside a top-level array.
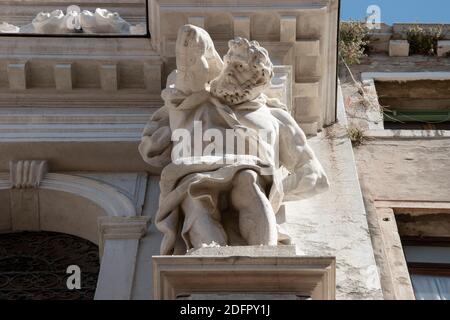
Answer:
[{"left": 210, "top": 74, "right": 254, "bottom": 106}]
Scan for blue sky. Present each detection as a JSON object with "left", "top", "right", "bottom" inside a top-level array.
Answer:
[{"left": 341, "top": 0, "right": 450, "bottom": 24}]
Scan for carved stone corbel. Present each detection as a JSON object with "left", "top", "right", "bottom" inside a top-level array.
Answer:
[
  {"left": 8, "top": 160, "right": 48, "bottom": 231},
  {"left": 9, "top": 160, "right": 48, "bottom": 188}
]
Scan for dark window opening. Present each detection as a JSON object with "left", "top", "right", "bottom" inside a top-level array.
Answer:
[
  {"left": 394, "top": 210, "right": 450, "bottom": 300},
  {"left": 376, "top": 80, "right": 450, "bottom": 130},
  {"left": 0, "top": 231, "right": 99, "bottom": 300},
  {"left": 401, "top": 237, "right": 450, "bottom": 300}
]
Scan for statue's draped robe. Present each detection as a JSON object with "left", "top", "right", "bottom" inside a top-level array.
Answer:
[{"left": 144, "top": 87, "right": 327, "bottom": 255}]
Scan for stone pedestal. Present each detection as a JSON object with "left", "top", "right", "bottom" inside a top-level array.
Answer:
[{"left": 152, "top": 245, "right": 336, "bottom": 300}]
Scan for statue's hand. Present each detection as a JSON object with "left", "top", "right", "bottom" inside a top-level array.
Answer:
[
  {"left": 139, "top": 106, "right": 172, "bottom": 169},
  {"left": 139, "top": 126, "right": 172, "bottom": 158}
]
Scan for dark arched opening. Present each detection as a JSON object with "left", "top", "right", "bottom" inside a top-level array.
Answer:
[{"left": 0, "top": 231, "right": 99, "bottom": 300}]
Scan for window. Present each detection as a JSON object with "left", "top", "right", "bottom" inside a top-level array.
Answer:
[
  {"left": 0, "top": 1, "right": 148, "bottom": 36},
  {"left": 401, "top": 238, "right": 450, "bottom": 300},
  {"left": 0, "top": 231, "right": 99, "bottom": 300},
  {"left": 376, "top": 80, "right": 450, "bottom": 130},
  {"left": 375, "top": 201, "right": 450, "bottom": 299}
]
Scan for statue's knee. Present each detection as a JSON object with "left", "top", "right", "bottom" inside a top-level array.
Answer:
[{"left": 234, "top": 169, "right": 259, "bottom": 187}]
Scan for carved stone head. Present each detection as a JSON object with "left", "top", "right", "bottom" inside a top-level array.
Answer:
[
  {"left": 210, "top": 37, "right": 274, "bottom": 105},
  {"left": 175, "top": 24, "right": 224, "bottom": 94}
]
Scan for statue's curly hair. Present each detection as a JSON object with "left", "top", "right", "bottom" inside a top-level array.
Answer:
[{"left": 225, "top": 37, "right": 274, "bottom": 85}]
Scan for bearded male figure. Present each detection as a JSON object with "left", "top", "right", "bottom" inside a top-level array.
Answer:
[{"left": 139, "top": 25, "right": 329, "bottom": 255}]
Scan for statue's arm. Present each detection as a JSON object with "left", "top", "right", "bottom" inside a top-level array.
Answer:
[
  {"left": 138, "top": 105, "right": 172, "bottom": 170},
  {"left": 275, "top": 109, "right": 329, "bottom": 200}
]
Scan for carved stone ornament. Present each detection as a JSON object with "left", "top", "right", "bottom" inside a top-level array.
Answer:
[
  {"left": 10, "top": 160, "right": 48, "bottom": 189},
  {"left": 0, "top": 5, "right": 145, "bottom": 35},
  {"left": 139, "top": 25, "right": 330, "bottom": 255}
]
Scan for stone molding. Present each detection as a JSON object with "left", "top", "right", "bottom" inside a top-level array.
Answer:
[
  {"left": 41, "top": 173, "right": 137, "bottom": 217},
  {"left": 0, "top": 107, "right": 154, "bottom": 142},
  {"left": 0, "top": 171, "right": 138, "bottom": 217},
  {"left": 361, "top": 71, "right": 450, "bottom": 84},
  {"left": 9, "top": 160, "right": 48, "bottom": 188},
  {"left": 98, "top": 216, "right": 150, "bottom": 257},
  {"left": 153, "top": 254, "right": 336, "bottom": 300},
  {"left": 98, "top": 216, "right": 150, "bottom": 240}
]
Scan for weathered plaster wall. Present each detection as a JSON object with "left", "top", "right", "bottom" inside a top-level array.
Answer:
[
  {"left": 354, "top": 138, "right": 450, "bottom": 203},
  {"left": 284, "top": 87, "right": 383, "bottom": 299},
  {"left": 285, "top": 129, "right": 383, "bottom": 299},
  {"left": 342, "top": 53, "right": 450, "bottom": 203},
  {"left": 353, "top": 137, "right": 450, "bottom": 299}
]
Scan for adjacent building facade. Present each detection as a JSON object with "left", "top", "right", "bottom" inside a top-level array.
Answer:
[{"left": 342, "top": 23, "right": 450, "bottom": 300}]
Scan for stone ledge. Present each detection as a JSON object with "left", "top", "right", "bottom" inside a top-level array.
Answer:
[
  {"left": 187, "top": 245, "right": 297, "bottom": 256},
  {"left": 153, "top": 246, "right": 335, "bottom": 300}
]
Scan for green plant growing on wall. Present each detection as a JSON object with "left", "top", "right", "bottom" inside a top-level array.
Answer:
[
  {"left": 406, "top": 25, "right": 444, "bottom": 55},
  {"left": 347, "top": 127, "right": 367, "bottom": 146},
  {"left": 339, "top": 21, "right": 369, "bottom": 65}
]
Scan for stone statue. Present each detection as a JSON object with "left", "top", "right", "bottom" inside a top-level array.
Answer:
[
  {"left": 0, "top": 5, "right": 143, "bottom": 34},
  {"left": 139, "top": 25, "right": 329, "bottom": 255}
]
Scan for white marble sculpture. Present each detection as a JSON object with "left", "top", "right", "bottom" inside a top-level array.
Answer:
[
  {"left": 0, "top": 22, "right": 20, "bottom": 33},
  {"left": 0, "top": 5, "right": 143, "bottom": 34},
  {"left": 139, "top": 25, "right": 329, "bottom": 255}
]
